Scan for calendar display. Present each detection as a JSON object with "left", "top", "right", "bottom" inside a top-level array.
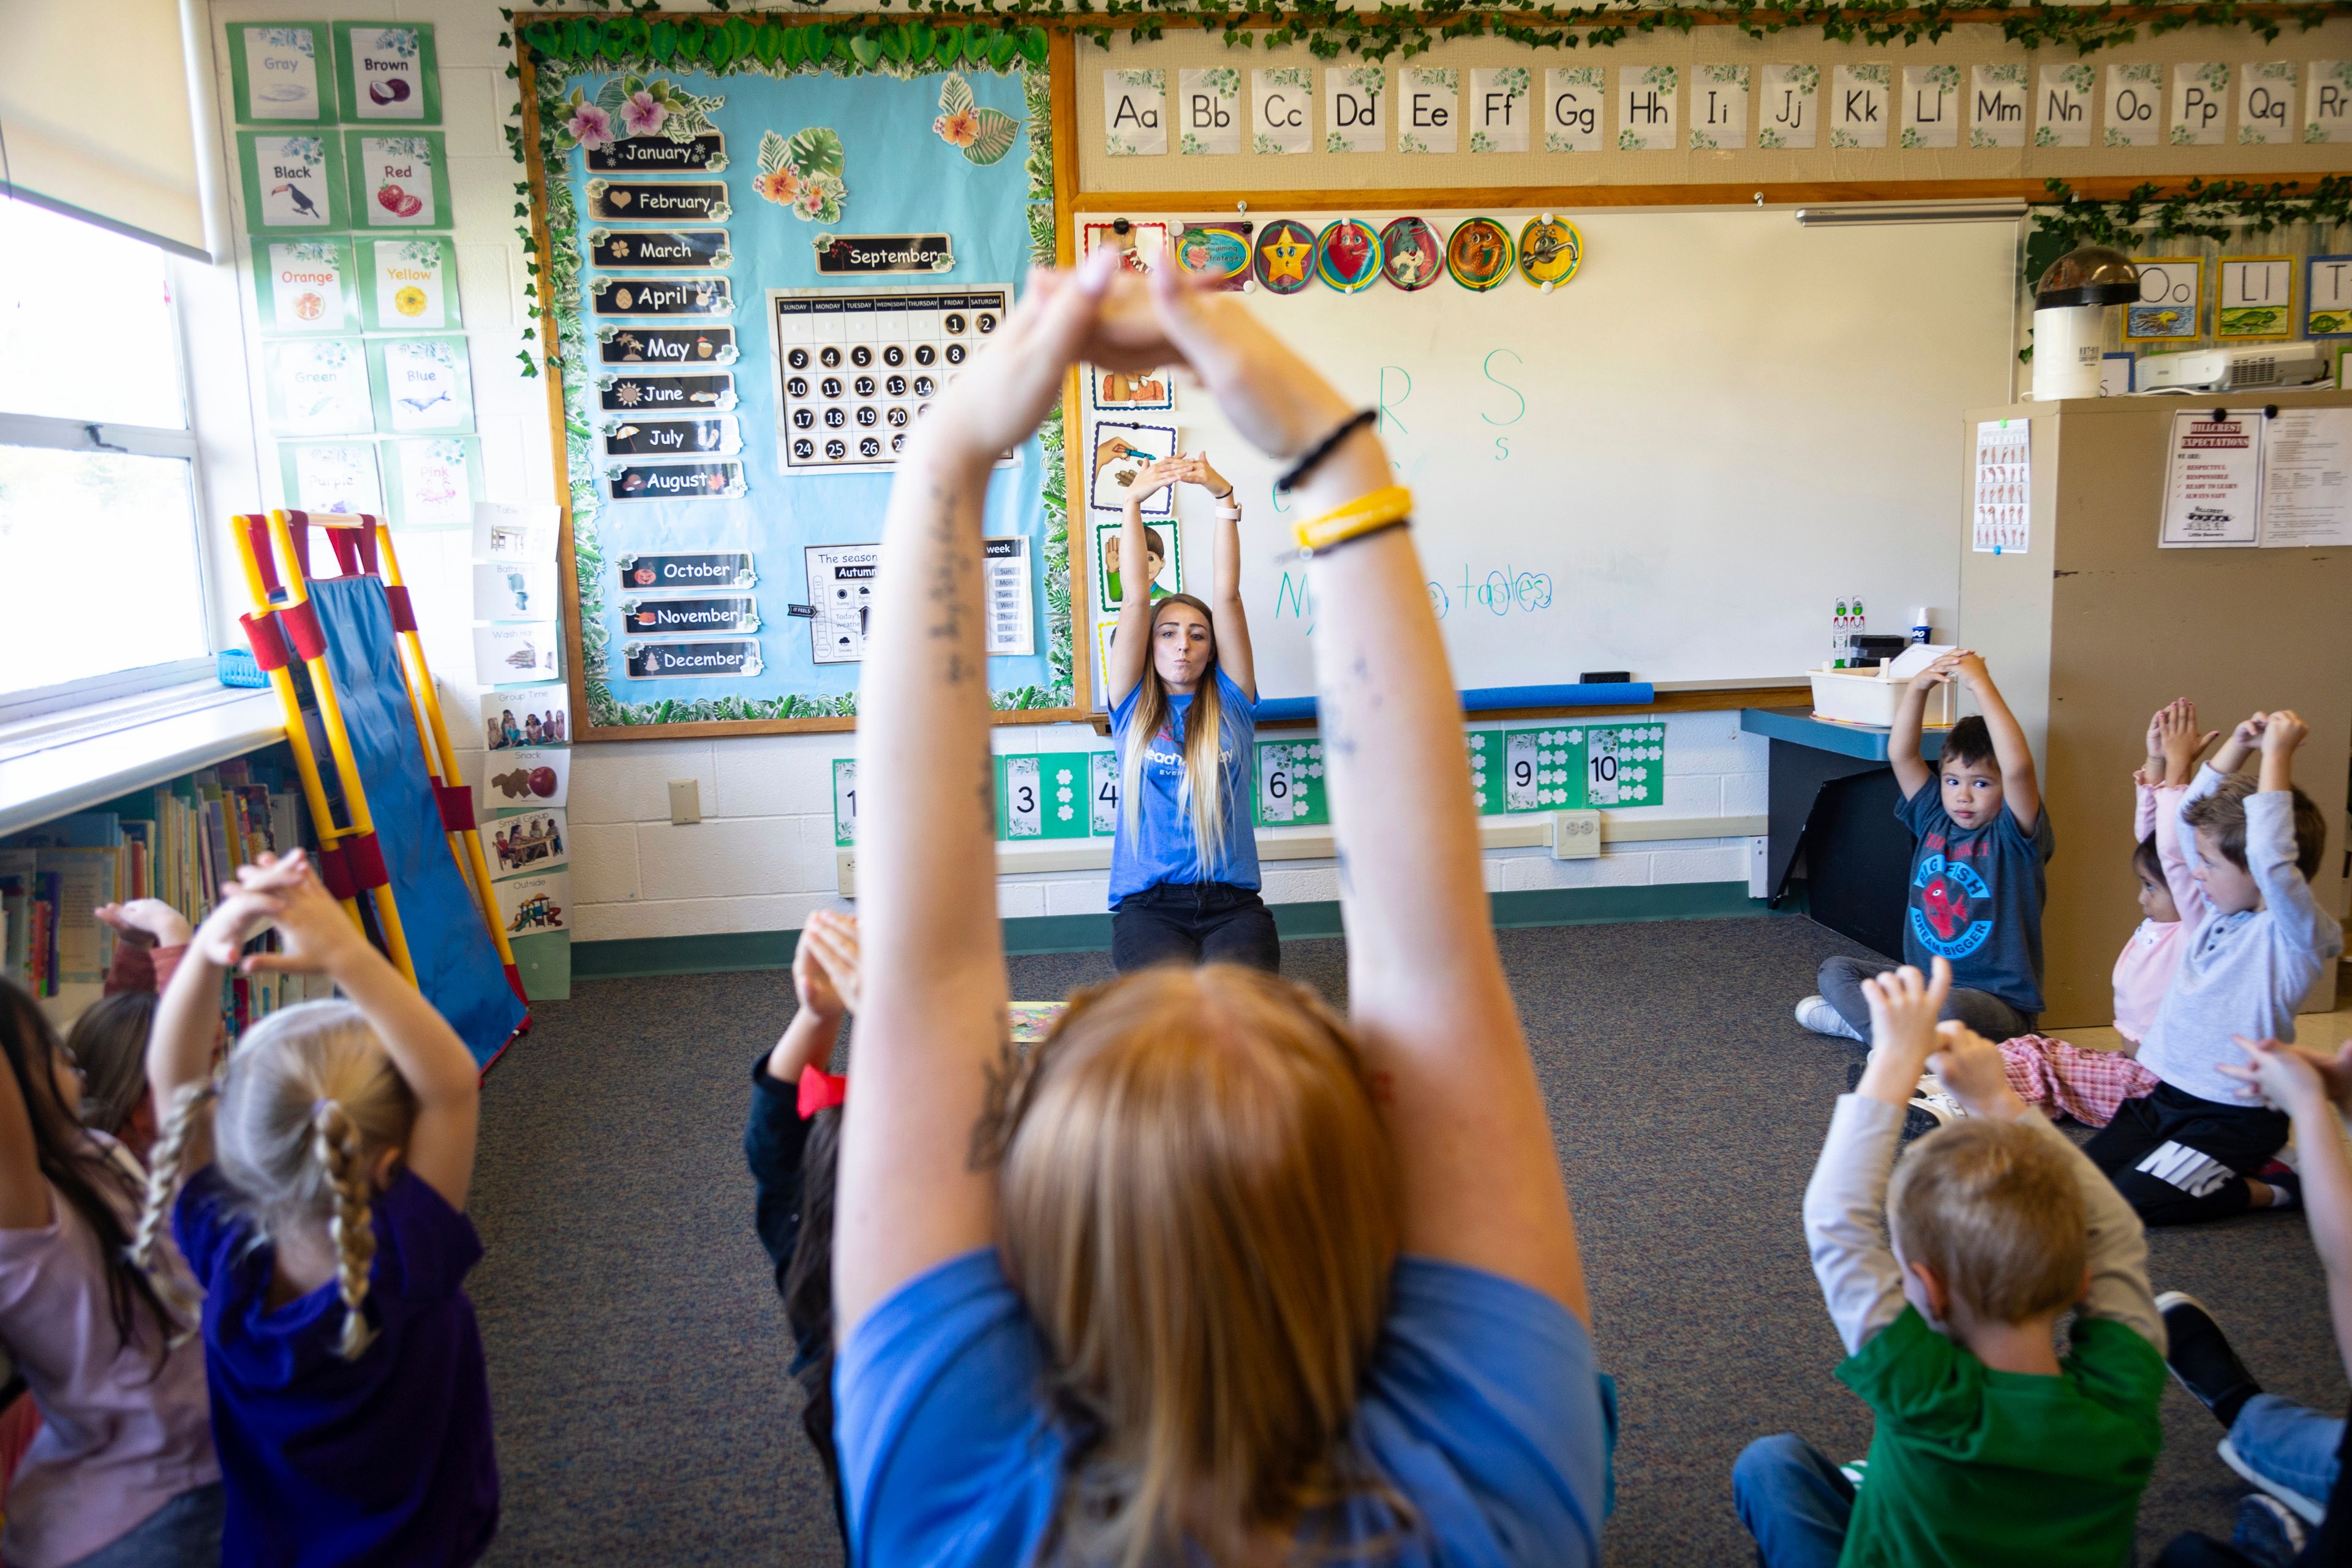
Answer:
[{"left": 769, "top": 285, "right": 1009, "bottom": 473}]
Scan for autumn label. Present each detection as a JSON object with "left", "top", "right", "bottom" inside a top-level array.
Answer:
[
  {"left": 605, "top": 462, "right": 746, "bottom": 501},
  {"left": 585, "top": 179, "right": 729, "bottom": 222},
  {"left": 597, "top": 374, "right": 734, "bottom": 412},
  {"left": 586, "top": 134, "right": 726, "bottom": 172},
  {"left": 624, "top": 639, "right": 763, "bottom": 679},
  {"left": 589, "top": 228, "right": 731, "bottom": 269},
  {"left": 597, "top": 325, "right": 737, "bottom": 366},
  {"left": 602, "top": 417, "right": 738, "bottom": 458},
  {"left": 587, "top": 277, "right": 731, "bottom": 317},
  {"left": 621, "top": 595, "right": 760, "bottom": 635}
]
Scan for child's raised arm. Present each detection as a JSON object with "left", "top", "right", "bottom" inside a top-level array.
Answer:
[
  {"left": 2250, "top": 712, "right": 2337, "bottom": 954},
  {"left": 146, "top": 873, "right": 299, "bottom": 1180},
  {"left": 1953, "top": 653, "right": 2040, "bottom": 831},
  {"left": 1147, "top": 266, "right": 1585, "bottom": 1317},
  {"left": 1888, "top": 657, "right": 1951, "bottom": 801},
  {"left": 2221, "top": 1038, "right": 2352, "bottom": 1386}
]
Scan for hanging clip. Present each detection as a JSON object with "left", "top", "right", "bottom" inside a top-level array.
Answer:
[{"left": 2264, "top": 404, "right": 2280, "bottom": 419}]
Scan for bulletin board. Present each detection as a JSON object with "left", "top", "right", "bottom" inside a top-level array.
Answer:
[{"left": 516, "top": 15, "right": 1082, "bottom": 738}]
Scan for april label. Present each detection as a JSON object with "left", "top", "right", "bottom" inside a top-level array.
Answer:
[
  {"left": 590, "top": 228, "right": 731, "bottom": 270},
  {"left": 605, "top": 462, "right": 745, "bottom": 501},
  {"left": 603, "top": 417, "right": 737, "bottom": 458},
  {"left": 597, "top": 326, "right": 737, "bottom": 366},
  {"left": 622, "top": 595, "right": 760, "bottom": 635},
  {"left": 586, "top": 134, "right": 726, "bottom": 173},
  {"left": 598, "top": 374, "right": 735, "bottom": 412},
  {"left": 619, "top": 551, "right": 756, "bottom": 589},
  {"left": 589, "top": 277, "right": 731, "bottom": 317},
  {"left": 624, "top": 639, "right": 762, "bottom": 679},
  {"left": 586, "top": 179, "right": 729, "bottom": 223}
]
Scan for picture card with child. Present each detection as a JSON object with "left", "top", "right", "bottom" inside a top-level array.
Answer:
[
  {"left": 488, "top": 809, "right": 567, "bottom": 878},
  {"left": 1093, "top": 515, "right": 1182, "bottom": 609},
  {"left": 482, "top": 747, "right": 568, "bottom": 810},
  {"left": 481, "top": 685, "right": 568, "bottom": 750},
  {"left": 1087, "top": 420, "right": 1178, "bottom": 516}
]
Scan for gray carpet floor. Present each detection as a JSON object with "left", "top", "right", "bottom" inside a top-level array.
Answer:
[{"left": 467, "top": 916, "right": 2347, "bottom": 1564}]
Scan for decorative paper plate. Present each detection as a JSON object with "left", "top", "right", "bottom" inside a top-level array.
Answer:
[
  {"left": 1446, "top": 218, "right": 1515, "bottom": 291},
  {"left": 1314, "top": 219, "right": 1384, "bottom": 293},
  {"left": 1380, "top": 217, "right": 1444, "bottom": 291},
  {"left": 1518, "top": 216, "right": 1583, "bottom": 287},
  {"left": 1253, "top": 219, "right": 1317, "bottom": 295},
  {"left": 1174, "top": 222, "right": 1253, "bottom": 288}
]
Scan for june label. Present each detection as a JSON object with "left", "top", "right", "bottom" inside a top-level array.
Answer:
[
  {"left": 590, "top": 228, "right": 731, "bottom": 269},
  {"left": 622, "top": 595, "right": 760, "bottom": 635},
  {"left": 603, "top": 417, "right": 737, "bottom": 457},
  {"left": 586, "top": 179, "right": 729, "bottom": 223},
  {"left": 619, "top": 551, "right": 756, "bottom": 590},
  {"left": 597, "top": 325, "right": 737, "bottom": 366},
  {"left": 589, "top": 277, "right": 732, "bottom": 317},
  {"left": 606, "top": 462, "right": 745, "bottom": 501},
  {"left": 624, "top": 639, "right": 762, "bottom": 679},
  {"left": 586, "top": 134, "right": 726, "bottom": 173},
  {"left": 598, "top": 374, "right": 735, "bottom": 412}
]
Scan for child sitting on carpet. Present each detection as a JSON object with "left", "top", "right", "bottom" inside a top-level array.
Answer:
[
  {"left": 1737, "top": 959, "right": 2166, "bottom": 1568},
  {"left": 743, "top": 907, "right": 861, "bottom": 1537},
  {"left": 1796, "top": 652, "right": 2054, "bottom": 1046},
  {"left": 135, "top": 850, "right": 499, "bottom": 1567},
  {"left": 2086, "top": 712, "right": 2339, "bottom": 1226},
  {"left": 1992, "top": 698, "right": 2215, "bottom": 1127}
]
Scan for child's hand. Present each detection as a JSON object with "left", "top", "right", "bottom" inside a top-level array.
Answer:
[
  {"left": 2157, "top": 698, "right": 2221, "bottom": 785},
  {"left": 1929, "top": 1023, "right": 2030, "bottom": 1121},
  {"left": 2260, "top": 709, "right": 2307, "bottom": 758},
  {"left": 96, "top": 897, "right": 192, "bottom": 949},
  {"left": 190, "top": 887, "right": 287, "bottom": 970},
  {"left": 1182, "top": 453, "right": 1235, "bottom": 500},
  {"left": 1917, "top": 652, "right": 1966, "bottom": 688},
  {"left": 1124, "top": 456, "right": 1183, "bottom": 505},
  {"left": 793, "top": 909, "right": 861, "bottom": 1022},
  {"left": 1861, "top": 959, "right": 1950, "bottom": 1068},
  {"left": 232, "top": 853, "right": 371, "bottom": 977},
  {"left": 2217, "top": 1035, "right": 2332, "bottom": 1116}
]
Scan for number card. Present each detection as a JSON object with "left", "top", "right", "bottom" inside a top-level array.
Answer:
[
  {"left": 1466, "top": 729, "right": 1499, "bottom": 814},
  {"left": 2309, "top": 255, "right": 2352, "bottom": 337},
  {"left": 1584, "top": 725, "right": 1665, "bottom": 807},
  {"left": 1090, "top": 751, "right": 1122, "bottom": 836},
  {"left": 1254, "top": 741, "right": 1329, "bottom": 827},
  {"left": 2218, "top": 257, "right": 2294, "bottom": 340},
  {"left": 995, "top": 755, "right": 1090, "bottom": 840},
  {"left": 1483, "top": 725, "right": 1670, "bottom": 813},
  {"left": 832, "top": 758, "right": 858, "bottom": 845},
  {"left": 2126, "top": 257, "right": 2204, "bottom": 342}
]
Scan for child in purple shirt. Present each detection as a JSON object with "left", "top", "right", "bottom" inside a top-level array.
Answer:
[{"left": 135, "top": 850, "right": 497, "bottom": 1567}]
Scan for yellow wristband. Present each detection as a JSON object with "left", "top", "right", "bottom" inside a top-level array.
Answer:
[{"left": 1293, "top": 485, "right": 1414, "bottom": 556}]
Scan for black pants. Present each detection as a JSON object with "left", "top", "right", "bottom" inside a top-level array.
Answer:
[
  {"left": 2086, "top": 1082, "right": 2289, "bottom": 1227},
  {"left": 1111, "top": 881, "right": 1281, "bottom": 974}
]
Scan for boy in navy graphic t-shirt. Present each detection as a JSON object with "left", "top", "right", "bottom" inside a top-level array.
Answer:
[{"left": 1797, "top": 652, "right": 2054, "bottom": 1044}]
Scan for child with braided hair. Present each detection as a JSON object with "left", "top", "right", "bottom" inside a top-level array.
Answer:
[{"left": 133, "top": 849, "right": 498, "bottom": 1567}]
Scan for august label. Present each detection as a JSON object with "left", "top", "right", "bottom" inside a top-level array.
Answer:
[
  {"left": 591, "top": 229, "right": 729, "bottom": 269},
  {"left": 586, "top": 134, "right": 726, "bottom": 172},
  {"left": 622, "top": 595, "right": 760, "bottom": 634},
  {"left": 606, "top": 462, "right": 745, "bottom": 500},
  {"left": 588, "top": 277, "right": 731, "bottom": 317},
  {"left": 598, "top": 374, "right": 734, "bottom": 412}
]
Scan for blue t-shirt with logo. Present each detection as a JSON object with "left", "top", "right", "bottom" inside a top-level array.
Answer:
[
  {"left": 1107, "top": 668, "right": 1259, "bottom": 903},
  {"left": 1895, "top": 777, "right": 2057, "bottom": 1016}
]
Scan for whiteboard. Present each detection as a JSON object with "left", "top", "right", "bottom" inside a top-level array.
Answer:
[{"left": 1098, "top": 208, "right": 2019, "bottom": 704}]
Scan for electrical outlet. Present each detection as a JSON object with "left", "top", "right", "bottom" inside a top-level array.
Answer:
[
  {"left": 1749, "top": 835, "right": 1771, "bottom": 898},
  {"left": 668, "top": 778, "right": 702, "bottom": 826},
  {"left": 1552, "top": 810, "right": 1600, "bottom": 860}
]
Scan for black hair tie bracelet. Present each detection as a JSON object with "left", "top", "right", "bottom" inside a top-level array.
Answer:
[{"left": 1275, "top": 408, "right": 1378, "bottom": 494}]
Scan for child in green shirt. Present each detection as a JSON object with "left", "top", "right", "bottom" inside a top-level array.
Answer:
[{"left": 1735, "top": 959, "right": 2168, "bottom": 1567}]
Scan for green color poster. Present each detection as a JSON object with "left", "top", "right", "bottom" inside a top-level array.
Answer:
[
  {"left": 250, "top": 238, "right": 358, "bottom": 334},
  {"left": 228, "top": 23, "right": 333, "bottom": 126},
  {"left": 333, "top": 22, "right": 441, "bottom": 125},
  {"left": 238, "top": 131, "right": 348, "bottom": 233},
  {"left": 344, "top": 132, "right": 453, "bottom": 230}
]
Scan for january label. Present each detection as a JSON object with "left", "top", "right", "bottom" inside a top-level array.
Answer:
[
  {"left": 598, "top": 326, "right": 737, "bottom": 366},
  {"left": 589, "top": 277, "right": 731, "bottom": 317},
  {"left": 622, "top": 595, "right": 760, "bottom": 635},
  {"left": 619, "top": 551, "right": 756, "bottom": 590},
  {"left": 623, "top": 639, "right": 762, "bottom": 679},
  {"left": 813, "top": 233, "right": 956, "bottom": 275},
  {"left": 586, "top": 134, "right": 726, "bottom": 173},
  {"left": 606, "top": 462, "right": 745, "bottom": 501},
  {"left": 599, "top": 374, "right": 734, "bottom": 412},
  {"left": 586, "top": 179, "right": 730, "bottom": 223},
  {"left": 603, "top": 417, "right": 738, "bottom": 458},
  {"left": 590, "top": 229, "right": 731, "bottom": 270}
]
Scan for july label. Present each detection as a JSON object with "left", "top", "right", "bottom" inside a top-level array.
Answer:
[
  {"left": 603, "top": 417, "right": 737, "bottom": 457},
  {"left": 589, "top": 277, "right": 731, "bottom": 317},
  {"left": 606, "top": 462, "right": 746, "bottom": 501},
  {"left": 622, "top": 596, "right": 760, "bottom": 635},
  {"left": 812, "top": 233, "right": 955, "bottom": 275},
  {"left": 597, "top": 326, "right": 737, "bottom": 366},
  {"left": 619, "top": 552, "right": 756, "bottom": 589},
  {"left": 586, "top": 179, "right": 729, "bottom": 222},
  {"left": 598, "top": 374, "right": 734, "bottom": 412},
  {"left": 624, "top": 639, "right": 762, "bottom": 679},
  {"left": 586, "top": 134, "right": 726, "bottom": 173},
  {"left": 590, "top": 229, "right": 731, "bottom": 269},
  {"left": 347, "top": 26, "right": 428, "bottom": 121}
]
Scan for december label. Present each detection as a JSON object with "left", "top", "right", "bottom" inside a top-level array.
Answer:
[
  {"left": 603, "top": 417, "right": 736, "bottom": 458},
  {"left": 586, "top": 134, "right": 726, "bottom": 172},
  {"left": 622, "top": 595, "right": 760, "bottom": 634},
  {"left": 586, "top": 179, "right": 729, "bottom": 222},
  {"left": 597, "top": 325, "right": 737, "bottom": 366},
  {"left": 589, "top": 277, "right": 731, "bottom": 317},
  {"left": 598, "top": 374, "right": 734, "bottom": 412},
  {"left": 619, "top": 551, "right": 756, "bottom": 589},
  {"left": 606, "top": 462, "right": 745, "bottom": 501},
  {"left": 624, "top": 638, "right": 763, "bottom": 679},
  {"left": 590, "top": 228, "right": 730, "bottom": 269}
]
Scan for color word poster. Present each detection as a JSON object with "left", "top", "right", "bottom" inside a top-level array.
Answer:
[{"left": 769, "top": 287, "right": 1008, "bottom": 472}]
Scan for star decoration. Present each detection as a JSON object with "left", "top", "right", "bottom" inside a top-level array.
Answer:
[{"left": 1264, "top": 236, "right": 1310, "bottom": 285}]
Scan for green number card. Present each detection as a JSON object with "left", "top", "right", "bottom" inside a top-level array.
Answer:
[
  {"left": 1491, "top": 723, "right": 1669, "bottom": 812},
  {"left": 359, "top": 236, "right": 461, "bottom": 331},
  {"left": 1466, "top": 728, "right": 1499, "bottom": 814},
  {"left": 251, "top": 238, "right": 358, "bottom": 334},
  {"left": 831, "top": 759, "right": 858, "bottom": 846},
  {"left": 1088, "top": 752, "right": 1121, "bottom": 836},
  {"left": 228, "top": 23, "right": 333, "bottom": 126},
  {"left": 344, "top": 132, "right": 453, "bottom": 230},
  {"left": 333, "top": 22, "right": 440, "bottom": 126},
  {"left": 238, "top": 131, "right": 348, "bottom": 233},
  {"left": 1581, "top": 723, "right": 1667, "bottom": 807},
  {"left": 1254, "top": 739, "right": 1329, "bottom": 827},
  {"left": 379, "top": 436, "right": 483, "bottom": 530},
  {"left": 995, "top": 755, "right": 1091, "bottom": 841},
  {"left": 368, "top": 336, "right": 475, "bottom": 435}
]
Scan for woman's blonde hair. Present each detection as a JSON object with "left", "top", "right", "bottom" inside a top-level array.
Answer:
[
  {"left": 987, "top": 965, "right": 1405, "bottom": 1567},
  {"left": 1120, "top": 594, "right": 1234, "bottom": 882},
  {"left": 133, "top": 1000, "right": 416, "bottom": 1359}
]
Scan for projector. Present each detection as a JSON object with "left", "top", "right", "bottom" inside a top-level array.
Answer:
[{"left": 2137, "top": 339, "right": 2332, "bottom": 394}]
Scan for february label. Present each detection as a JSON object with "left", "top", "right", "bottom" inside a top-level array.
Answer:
[{"left": 586, "top": 179, "right": 730, "bottom": 223}]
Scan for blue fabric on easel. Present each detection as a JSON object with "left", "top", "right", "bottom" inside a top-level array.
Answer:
[{"left": 310, "top": 576, "right": 526, "bottom": 1066}]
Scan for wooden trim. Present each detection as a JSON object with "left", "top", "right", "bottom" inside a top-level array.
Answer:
[
  {"left": 1074, "top": 175, "right": 2348, "bottom": 214},
  {"left": 1086, "top": 681, "right": 1814, "bottom": 733}
]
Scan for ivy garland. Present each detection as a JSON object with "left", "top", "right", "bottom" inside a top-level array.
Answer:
[{"left": 2025, "top": 174, "right": 2352, "bottom": 284}]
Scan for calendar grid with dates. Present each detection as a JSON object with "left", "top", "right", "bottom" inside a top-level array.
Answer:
[{"left": 769, "top": 287, "right": 1007, "bottom": 472}]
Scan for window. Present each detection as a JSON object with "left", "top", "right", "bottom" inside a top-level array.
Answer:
[{"left": 0, "top": 200, "right": 213, "bottom": 716}]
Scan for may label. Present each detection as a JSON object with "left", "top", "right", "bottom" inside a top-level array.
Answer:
[
  {"left": 622, "top": 595, "right": 760, "bottom": 635},
  {"left": 620, "top": 551, "right": 756, "bottom": 589},
  {"left": 586, "top": 134, "right": 726, "bottom": 173},
  {"left": 586, "top": 179, "right": 729, "bottom": 222},
  {"left": 599, "top": 373, "right": 734, "bottom": 412},
  {"left": 606, "top": 462, "right": 745, "bottom": 501},
  {"left": 590, "top": 228, "right": 731, "bottom": 269},
  {"left": 624, "top": 639, "right": 762, "bottom": 679},
  {"left": 603, "top": 417, "right": 738, "bottom": 458},
  {"left": 813, "top": 233, "right": 956, "bottom": 275},
  {"left": 597, "top": 325, "right": 737, "bottom": 366},
  {"left": 589, "top": 277, "right": 731, "bottom": 317}
]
